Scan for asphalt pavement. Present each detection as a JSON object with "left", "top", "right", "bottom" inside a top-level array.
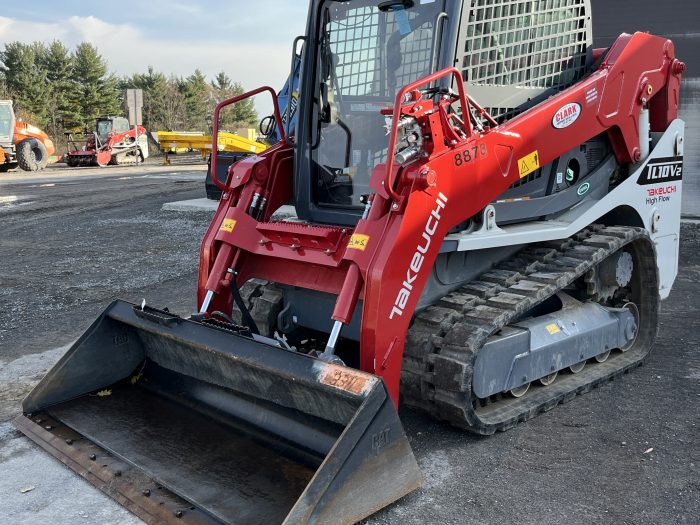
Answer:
[{"left": 0, "top": 162, "right": 698, "bottom": 525}]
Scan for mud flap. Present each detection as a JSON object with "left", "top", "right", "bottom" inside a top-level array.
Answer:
[{"left": 14, "top": 300, "right": 421, "bottom": 525}]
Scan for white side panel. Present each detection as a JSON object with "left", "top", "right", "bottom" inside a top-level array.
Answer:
[
  {"left": 138, "top": 134, "right": 149, "bottom": 159},
  {"left": 444, "top": 119, "right": 686, "bottom": 298}
]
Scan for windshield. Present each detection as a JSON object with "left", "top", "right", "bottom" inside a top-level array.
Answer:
[
  {"left": 96, "top": 119, "right": 113, "bottom": 142},
  {"left": 312, "top": 0, "right": 444, "bottom": 209},
  {"left": 0, "top": 104, "right": 12, "bottom": 139}
]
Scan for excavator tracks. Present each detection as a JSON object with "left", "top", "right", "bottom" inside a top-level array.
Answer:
[{"left": 401, "top": 225, "right": 660, "bottom": 435}]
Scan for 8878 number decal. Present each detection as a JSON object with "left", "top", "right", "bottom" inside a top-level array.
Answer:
[{"left": 454, "top": 143, "right": 487, "bottom": 167}]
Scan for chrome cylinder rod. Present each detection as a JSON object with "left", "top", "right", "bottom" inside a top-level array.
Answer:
[
  {"left": 324, "top": 320, "right": 344, "bottom": 355},
  {"left": 199, "top": 290, "right": 214, "bottom": 314}
]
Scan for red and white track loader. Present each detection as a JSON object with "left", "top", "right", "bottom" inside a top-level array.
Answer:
[
  {"left": 16, "top": 1, "right": 686, "bottom": 524},
  {"left": 65, "top": 116, "right": 148, "bottom": 167}
]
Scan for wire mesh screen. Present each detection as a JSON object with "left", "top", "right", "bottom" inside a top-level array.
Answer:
[
  {"left": 460, "top": 0, "right": 592, "bottom": 119},
  {"left": 328, "top": 6, "right": 435, "bottom": 97},
  {"left": 328, "top": 7, "right": 380, "bottom": 97}
]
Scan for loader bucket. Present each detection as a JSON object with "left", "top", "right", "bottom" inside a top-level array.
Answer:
[{"left": 14, "top": 300, "right": 421, "bottom": 525}]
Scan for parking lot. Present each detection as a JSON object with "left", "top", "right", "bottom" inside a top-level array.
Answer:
[{"left": 1, "top": 163, "right": 698, "bottom": 525}]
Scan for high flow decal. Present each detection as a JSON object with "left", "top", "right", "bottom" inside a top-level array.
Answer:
[
  {"left": 637, "top": 156, "right": 683, "bottom": 185},
  {"left": 552, "top": 102, "right": 581, "bottom": 129},
  {"left": 390, "top": 192, "right": 448, "bottom": 320}
]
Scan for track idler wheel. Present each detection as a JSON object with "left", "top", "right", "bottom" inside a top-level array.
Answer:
[
  {"left": 510, "top": 383, "right": 530, "bottom": 398},
  {"left": 539, "top": 371, "right": 558, "bottom": 386},
  {"left": 569, "top": 361, "right": 586, "bottom": 374},
  {"left": 620, "top": 302, "right": 640, "bottom": 352},
  {"left": 594, "top": 350, "right": 611, "bottom": 363}
]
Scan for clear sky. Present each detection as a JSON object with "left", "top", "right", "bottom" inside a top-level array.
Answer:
[{"left": 0, "top": 1, "right": 309, "bottom": 112}]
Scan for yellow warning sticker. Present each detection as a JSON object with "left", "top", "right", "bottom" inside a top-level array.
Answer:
[
  {"left": 347, "top": 233, "right": 370, "bottom": 251},
  {"left": 546, "top": 323, "right": 561, "bottom": 335},
  {"left": 518, "top": 150, "right": 540, "bottom": 178},
  {"left": 220, "top": 218, "right": 237, "bottom": 233}
]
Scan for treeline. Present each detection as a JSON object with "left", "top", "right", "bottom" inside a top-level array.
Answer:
[{"left": 0, "top": 40, "right": 257, "bottom": 145}]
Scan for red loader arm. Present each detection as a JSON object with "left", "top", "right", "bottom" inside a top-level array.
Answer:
[{"left": 199, "top": 32, "right": 684, "bottom": 406}]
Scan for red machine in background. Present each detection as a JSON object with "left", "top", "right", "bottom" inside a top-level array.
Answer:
[{"left": 65, "top": 116, "right": 148, "bottom": 167}]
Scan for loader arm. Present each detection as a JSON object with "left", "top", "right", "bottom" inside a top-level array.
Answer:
[{"left": 199, "top": 31, "right": 683, "bottom": 403}]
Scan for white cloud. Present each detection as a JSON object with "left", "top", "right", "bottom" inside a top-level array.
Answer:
[{"left": 0, "top": 15, "right": 298, "bottom": 114}]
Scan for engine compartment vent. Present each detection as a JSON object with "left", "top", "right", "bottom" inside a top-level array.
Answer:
[{"left": 459, "top": 0, "right": 593, "bottom": 121}]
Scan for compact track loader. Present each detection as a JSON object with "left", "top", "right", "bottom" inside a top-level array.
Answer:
[
  {"left": 65, "top": 116, "right": 149, "bottom": 167},
  {"left": 16, "top": 1, "right": 686, "bottom": 524}
]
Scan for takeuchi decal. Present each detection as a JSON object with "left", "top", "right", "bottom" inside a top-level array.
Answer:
[{"left": 552, "top": 102, "right": 581, "bottom": 129}]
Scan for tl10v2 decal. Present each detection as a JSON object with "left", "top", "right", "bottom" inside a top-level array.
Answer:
[{"left": 637, "top": 157, "right": 683, "bottom": 185}]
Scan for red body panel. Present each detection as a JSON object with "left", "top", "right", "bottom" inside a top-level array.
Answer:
[{"left": 198, "top": 33, "right": 684, "bottom": 406}]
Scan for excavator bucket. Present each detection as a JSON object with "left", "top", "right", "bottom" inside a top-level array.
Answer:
[{"left": 14, "top": 300, "right": 421, "bottom": 525}]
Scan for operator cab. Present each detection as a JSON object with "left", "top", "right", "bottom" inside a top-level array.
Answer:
[
  {"left": 294, "top": 0, "right": 592, "bottom": 226},
  {"left": 0, "top": 101, "right": 14, "bottom": 143},
  {"left": 96, "top": 116, "right": 130, "bottom": 144},
  {"left": 296, "top": 0, "right": 454, "bottom": 226}
]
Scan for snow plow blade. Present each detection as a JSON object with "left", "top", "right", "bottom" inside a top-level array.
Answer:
[{"left": 14, "top": 300, "right": 421, "bottom": 525}]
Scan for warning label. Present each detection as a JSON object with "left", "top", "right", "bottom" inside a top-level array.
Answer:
[
  {"left": 347, "top": 233, "right": 370, "bottom": 251},
  {"left": 518, "top": 151, "right": 540, "bottom": 178},
  {"left": 546, "top": 323, "right": 561, "bottom": 335},
  {"left": 219, "top": 218, "right": 237, "bottom": 233}
]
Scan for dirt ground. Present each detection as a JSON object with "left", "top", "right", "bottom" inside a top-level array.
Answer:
[{"left": 0, "top": 163, "right": 698, "bottom": 524}]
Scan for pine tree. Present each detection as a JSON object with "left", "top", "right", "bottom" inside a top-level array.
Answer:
[
  {"left": 211, "top": 71, "right": 258, "bottom": 131},
  {"left": 182, "top": 69, "right": 209, "bottom": 131},
  {"left": 0, "top": 71, "right": 10, "bottom": 99},
  {"left": 0, "top": 42, "right": 49, "bottom": 126},
  {"left": 40, "top": 40, "right": 74, "bottom": 141},
  {"left": 68, "top": 43, "right": 120, "bottom": 131},
  {"left": 229, "top": 81, "right": 258, "bottom": 128}
]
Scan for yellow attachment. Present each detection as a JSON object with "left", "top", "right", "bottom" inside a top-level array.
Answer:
[{"left": 157, "top": 130, "right": 267, "bottom": 158}]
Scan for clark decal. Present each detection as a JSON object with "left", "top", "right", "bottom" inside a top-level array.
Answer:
[
  {"left": 637, "top": 157, "right": 683, "bottom": 185},
  {"left": 552, "top": 102, "right": 581, "bottom": 129}
]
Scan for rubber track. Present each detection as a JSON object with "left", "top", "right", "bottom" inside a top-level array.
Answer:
[{"left": 401, "top": 225, "right": 659, "bottom": 435}]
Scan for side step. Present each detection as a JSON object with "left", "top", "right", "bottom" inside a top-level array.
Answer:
[{"left": 15, "top": 300, "right": 421, "bottom": 525}]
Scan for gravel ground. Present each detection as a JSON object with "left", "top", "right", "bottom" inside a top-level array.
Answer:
[{"left": 0, "top": 164, "right": 698, "bottom": 524}]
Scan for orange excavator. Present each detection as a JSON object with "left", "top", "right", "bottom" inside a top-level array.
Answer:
[{"left": 0, "top": 100, "right": 55, "bottom": 172}]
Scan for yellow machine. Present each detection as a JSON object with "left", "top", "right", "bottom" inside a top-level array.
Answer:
[{"left": 157, "top": 129, "right": 266, "bottom": 165}]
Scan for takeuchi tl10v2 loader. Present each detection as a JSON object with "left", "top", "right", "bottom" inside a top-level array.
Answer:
[{"left": 15, "top": 1, "right": 686, "bottom": 523}]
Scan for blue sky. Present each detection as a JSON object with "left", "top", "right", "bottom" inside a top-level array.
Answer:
[{"left": 0, "top": 2, "right": 309, "bottom": 111}]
